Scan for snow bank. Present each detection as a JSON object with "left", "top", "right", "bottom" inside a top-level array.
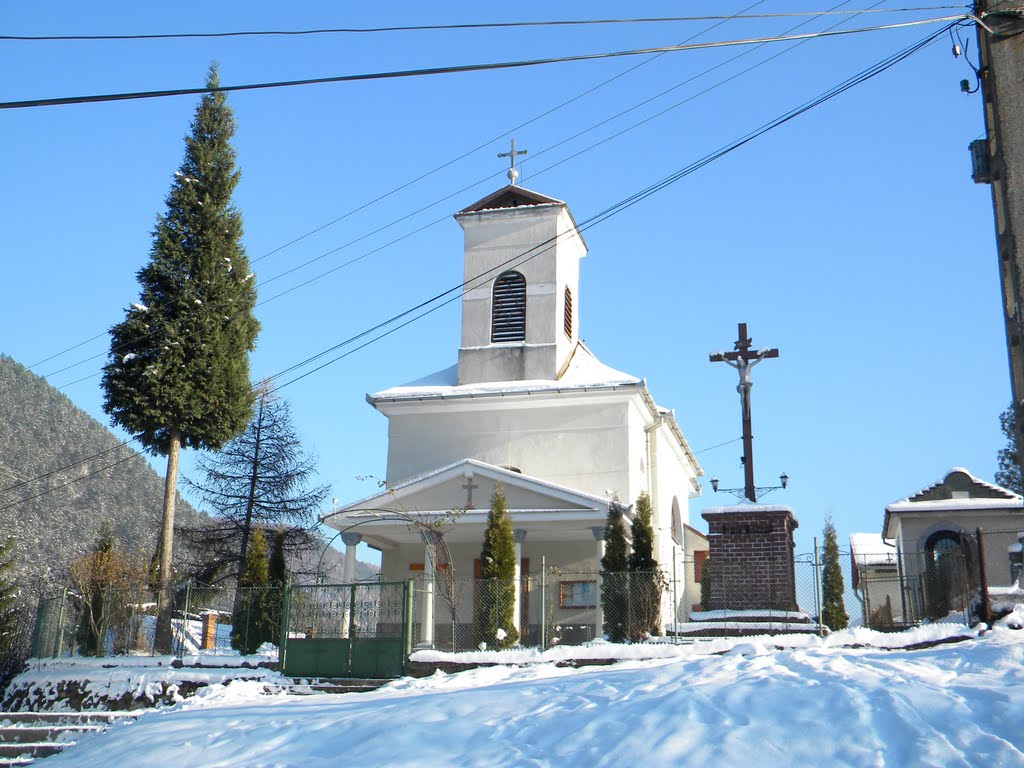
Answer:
[{"left": 40, "top": 625, "right": 1024, "bottom": 767}]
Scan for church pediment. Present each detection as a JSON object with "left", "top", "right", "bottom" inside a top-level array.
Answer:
[
  {"left": 333, "top": 459, "right": 606, "bottom": 517},
  {"left": 457, "top": 185, "right": 564, "bottom": 214}
]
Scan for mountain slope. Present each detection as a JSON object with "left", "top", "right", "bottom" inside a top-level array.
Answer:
[{"left": 0, "top": 354, "right": 204, "bottom": 595}]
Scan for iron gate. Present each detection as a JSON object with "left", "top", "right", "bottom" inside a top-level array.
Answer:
[{"left": 280, "top": 581, "right": 413, "bottom": 679}]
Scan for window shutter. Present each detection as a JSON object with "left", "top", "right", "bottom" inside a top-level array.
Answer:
[
  {"left": 563, "top": 286, "right": 573, "bottom": 339},
  {"left": 491, "top": 271, "right": 527, "bottom": 342}
]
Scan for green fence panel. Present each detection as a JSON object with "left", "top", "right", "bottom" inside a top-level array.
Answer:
[{"left": 283, "top": 638, "right": 352, "bottom": 678}]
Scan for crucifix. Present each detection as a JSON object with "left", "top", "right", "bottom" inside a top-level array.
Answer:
[
  {"left": 498, "top": 138, "right": 528, "bottom": 186},
  {"left": 710, "top": 323, "right": 779, "bottom": 502},
  {"left": 462, "top": 475, "right": 479, "bottom": 509}
]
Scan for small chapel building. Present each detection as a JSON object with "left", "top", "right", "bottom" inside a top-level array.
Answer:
[{"left": 323, "top": 182, "right": 704, "bottom": 646}]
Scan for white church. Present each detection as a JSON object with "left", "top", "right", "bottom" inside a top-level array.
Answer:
[{"left": 324, "top": 178, "right": 707, "bottom": 645}]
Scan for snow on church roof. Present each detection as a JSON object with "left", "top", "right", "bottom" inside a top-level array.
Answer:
[
  {"left": 368, "top": 342, "right": 703, "bottom": 485},
  {"left": 368, "top": 342, "right": 640, "bottom": 403}
]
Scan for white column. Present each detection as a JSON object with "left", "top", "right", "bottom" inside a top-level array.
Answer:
[
  {"left": 340, "top": 532, "right": 362, "bottom": 639},
  {"left": 341, "top": 532, "right": 362, "bottom": 583},
  {"left": 513, "top": 529, "right": 526, "bottom": 636},
  {"left": 422, "top": 540, "right": 435, "bottom": 647},
  {"left": 592, "top": 526, "right": 605, "bottom": 640}
]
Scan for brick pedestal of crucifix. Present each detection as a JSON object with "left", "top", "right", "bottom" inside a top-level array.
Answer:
[{"left": 701, "top": 505, "right": 800, "bottom": 612}]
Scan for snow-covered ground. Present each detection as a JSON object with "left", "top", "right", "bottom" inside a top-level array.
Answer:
[{"left": 29, "top": 615, "right": 1024, "bottom": 767}]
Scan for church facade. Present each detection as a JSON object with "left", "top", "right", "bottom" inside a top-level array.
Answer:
[{"left": 323, "top": 183, "right": 704, "bottom": 645}]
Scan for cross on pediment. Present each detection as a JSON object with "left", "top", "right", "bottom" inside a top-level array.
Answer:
[{"left": 462, "top": 476, "right": 479, "bottom": 509}]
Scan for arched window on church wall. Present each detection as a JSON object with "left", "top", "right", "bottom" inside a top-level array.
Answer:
[{"left": 491, "top": 271, "right": 527, "bottom": 342}]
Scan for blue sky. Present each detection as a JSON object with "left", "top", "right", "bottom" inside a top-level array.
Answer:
[{"left": 0, "top": 1, "right": 1004, "bottom": 558}]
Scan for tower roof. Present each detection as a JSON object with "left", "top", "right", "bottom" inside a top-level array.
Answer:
[{"left": 457, "top": 184, "right": 564, "bottom": 215}]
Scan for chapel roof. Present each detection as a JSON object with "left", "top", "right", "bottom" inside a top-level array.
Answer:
[{"left": 882, "top": 467, "right": 1023, "bottom": 539}]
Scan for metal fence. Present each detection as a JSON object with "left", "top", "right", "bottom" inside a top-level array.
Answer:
[
  {"left": 411, "top": 559, "right": 837, "bottom": 651},
  {"left": 853, "top": 540, "right": 983, "bottom": 631},
  {"left": 29, "top": 581, "right": 284, "bottom": 660}
]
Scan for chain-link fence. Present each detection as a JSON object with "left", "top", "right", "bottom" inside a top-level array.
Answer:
[{"left": 29, "top": 581, "right": 284, "bottom": 660}]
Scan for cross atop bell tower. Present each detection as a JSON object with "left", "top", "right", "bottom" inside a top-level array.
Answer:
[{"left": 498, "top": 138, "right": 527, "bottom": 186}]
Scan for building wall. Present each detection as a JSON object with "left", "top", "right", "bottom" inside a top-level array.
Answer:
[
  {"left": 893, "top": 511, "right": 1024, "bottom": 586},
  {"left": 383, "top": 393, "right": 635, "bottom": 499}
]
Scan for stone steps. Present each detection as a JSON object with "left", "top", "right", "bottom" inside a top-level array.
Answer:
[
  {"left": 280, "top": 677, "right": 389, "bottom": 695},
  {"left": 0, "top": 712, "right": 137, "bottom": 765}
]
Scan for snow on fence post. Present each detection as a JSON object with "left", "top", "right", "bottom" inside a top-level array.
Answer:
[
  {"left": 976, "top": 528, "right": 990, "bottom": 625},
  {"left": 540, "top": 556, "right": 546, "bottom": 652},
  {"left": 671, "top": 556, "right": 678, "bottom": 644},
  {"left": 278, "top": 584, "right": 291, "bottom": 670},
  {"left": 55, "top": 588, "right": 67, "bottom": 657},
  {"left": 180, "top": 580, "right": 192, "bottom": 658},
  {"left": 813, "top": 537, "right": 823, "bottom": 638},
  {"left": 404, "top": 579, "right": 415, "bottom": 659}
]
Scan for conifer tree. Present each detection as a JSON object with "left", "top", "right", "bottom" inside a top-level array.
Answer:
[
  {"left": 182, "top": 383, "right": 326, "bottom": 590},
  {"left": 996, "top": 404, "right": 1023, "bottom": 494},
  {"left": 477, "top": 483, "right": 518, "bottom": 649},
  {"left": 232, "top": 527, "right": 275, "bottom": 653},
  {"left": 600, "top": 500, "right": 629, "bottom": 642},
  {"left": 627, "top": 491, "right": 663, "bottom": 639},
  {"left": 101, "top": 64, "right": 259, "bottom": 653},
  {"left": 821, "top": 515, "right": 848, "bottom": 631},
  {"left": 699, "top": 555, "right": 713, "bottom": 610}
]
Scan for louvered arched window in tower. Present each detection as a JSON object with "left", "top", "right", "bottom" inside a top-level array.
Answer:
[
  {"left": 564, "top": 286, "right": 573, "bottom": 339},
  {"left": 491, "top": 271, "right": 527, "bottom": 342}
]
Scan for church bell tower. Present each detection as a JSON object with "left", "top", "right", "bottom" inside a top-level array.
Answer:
[{"left": 453, "top": 182, "right": 587, "bottom": 386}]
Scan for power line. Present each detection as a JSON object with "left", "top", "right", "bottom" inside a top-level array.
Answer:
[
  {"left": 2, "top": 0, "right": 891, "bottom": 381},
  {"left": 0, "top": 8, "right": 965, "bottom": 41},
  {"left": 8, "top": 1, "right": 770, "bottom": 381},
  {"left": 0, "top": 452, "right": 139, "bottom": 513},
  {"left": 0, "top": 17, "right": 968, "bottom": 111},
  {"left": 0, "top": 22, "right": 955, "bottom": 508},
  {"left": 10, "top": 2, "right": 931, "bottom": 394},
  {"left": 273, "top": 21, "right": 954, "bottom": 390}
]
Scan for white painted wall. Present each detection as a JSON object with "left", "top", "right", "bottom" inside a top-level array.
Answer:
[{"left": 381, "top": 391, "right": 635, "bottom": 499}]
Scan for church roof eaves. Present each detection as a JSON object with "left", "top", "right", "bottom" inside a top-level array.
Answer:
[
  {"left": 638, "top": 384, "right": 703, "bottom": 490},
  {"left": 456, "top": 184, "right": 565, "bottom": 214},
  {"left": 454, "top": 184, "right": 588, "bottom": 252},
  {"left": 368, "top": 342, "right": 641, "bottom": 404}
]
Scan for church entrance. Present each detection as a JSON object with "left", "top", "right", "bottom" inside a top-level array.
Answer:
[{"left": 279, "top": 581, "right": 413, "bottom": 679}]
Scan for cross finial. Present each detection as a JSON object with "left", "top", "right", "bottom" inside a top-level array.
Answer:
[{"left": 498, "top": 138, "right": 528, "bottom": 186}]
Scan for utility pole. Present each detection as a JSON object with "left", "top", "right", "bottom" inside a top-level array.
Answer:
[
  {"left": 710, "top": 323, "right": 779, "bottom": 502},
  {"left": 972, "top": 2, "right": 1024, "bottom": 475}
]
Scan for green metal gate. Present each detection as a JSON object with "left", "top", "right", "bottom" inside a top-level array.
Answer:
[{"left": 280, "top": 581, "right": 413, "bottom": 679}]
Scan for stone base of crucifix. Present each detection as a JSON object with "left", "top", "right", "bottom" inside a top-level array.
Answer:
[{"left": 700, "top": 505, "right": 800, "bottom": 613}]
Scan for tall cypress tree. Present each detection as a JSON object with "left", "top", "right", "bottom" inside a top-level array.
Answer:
[
  {"left": 101, "top": 64, "right": 259, "bottom": 653},
  {"left": 627, "top": 491, "right": 662, "bottom": 639},
  {"left": 821, "top": 515, "right": 848, "bottom": 631},
  {"left": 233, "top": 527, "right": 274, "bottom": 654},
  {"left": 478, "top": 483, "right": 518, "bottom": 649},
  {"left": 600, "top": 500, "right": 629, "bottom": 642}
]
